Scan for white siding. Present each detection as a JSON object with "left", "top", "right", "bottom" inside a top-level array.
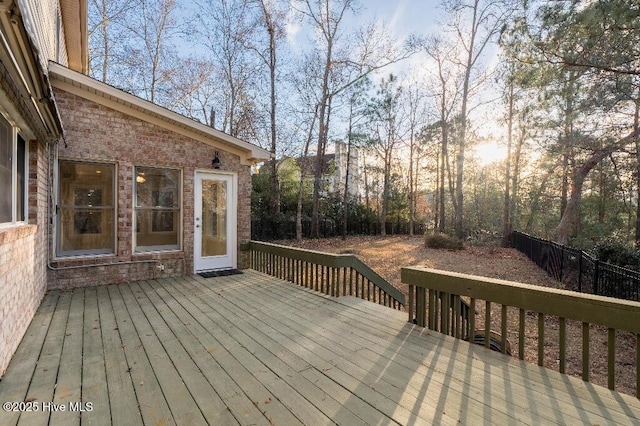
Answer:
[{"left": 17, "top": 0, "right": 68, "bottom": 70}]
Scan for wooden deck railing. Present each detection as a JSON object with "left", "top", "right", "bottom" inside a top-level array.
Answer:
[
  {"left": 246, "top": 241, "right": 405, "bottom": 309},
  {"left": 402, "top": 266, "right": 640, "bottom": 397}
]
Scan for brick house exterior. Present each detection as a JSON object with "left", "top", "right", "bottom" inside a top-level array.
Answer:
[
  {"left": 46, "top": 65, "right": 265, "bottom": 290},
  {"left": 0, "top": 1, "right": 268, "bottom": 376}
]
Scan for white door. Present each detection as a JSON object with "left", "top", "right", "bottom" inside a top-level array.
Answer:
[{"left": 194, "top": 172, "right": 237, "bottom": 272}]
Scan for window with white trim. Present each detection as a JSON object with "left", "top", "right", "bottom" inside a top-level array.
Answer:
[
  {"left": 134, "top": 166, "right": 181, "bottom": 252},
  {"left": 0, "top": 114, "right": 26, "bottom": 224},
  {"left": 57, "top": 161, "right": 115, "bottom": 256}
]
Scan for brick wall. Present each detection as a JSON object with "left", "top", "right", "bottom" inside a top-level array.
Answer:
[
  {"left": 48, "top": 88, "right": 252, "bottom": 289},
  {"left": 0, "top": 226, "right": 40, "bottom": 376},
  {"left": 0, "top": 138, "right": 49, "bottom": 377}
]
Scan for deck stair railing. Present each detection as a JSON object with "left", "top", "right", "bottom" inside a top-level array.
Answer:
[
  {"left": 247, "top": 241, "right": 405, "bottom": 309},
  {"left": 402, "top": 266, "right": 640, "bottom": 398}
]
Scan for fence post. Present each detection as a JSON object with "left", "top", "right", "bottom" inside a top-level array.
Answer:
[
  {"left": 559, "top": 245, "right": 564, "bottom": 282},
  {"left": 578, "top": 252, "right": 583, "bottom": 293},
  {"left": 594, "top": 259, "right": 600, "bottom": 295}
]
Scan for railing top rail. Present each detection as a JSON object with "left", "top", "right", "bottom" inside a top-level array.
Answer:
[
  {"left": 248, "top": 240, "right": 353, "bottom": 267},
  {"left": 402, "top": 266, "right": 640, "bottom": 334},
  {"left": 349, "top": 256, "right": 406, "bottom": 304},
  {"left": 249, "top": 240, "right": 405, "bottom": 305}
]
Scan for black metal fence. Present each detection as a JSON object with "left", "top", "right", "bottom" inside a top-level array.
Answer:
[
  {"left": 252, "top": 218, "right": 426, "bottom": 241},
  {"left": 511, "top": 231, "right": 640, "bottom": 302}
]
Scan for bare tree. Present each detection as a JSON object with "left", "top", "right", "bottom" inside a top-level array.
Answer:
[
  {"left": 424, "top": 37, "right": 462, "bottom": 233},
  {"left": 403, "top": 72, "right": 429, "bottom": 236},
  {"left": 501, "top": 67, "right": 515, "bottom": 246},
  {"left": 341, "top": 78, "right": 369, "bottom": 239},
  {"left": 446, "top": 0, "right": 515, "bottom": 238},
  {"left": 197, "top": 0, "right": 258, "bottom": 138},
  {"left": 88, "top": 0, "right": 139, "bottom": 82},
  {"left": 294, "top": 0, "right": 358, "bottom": 237},
  {"left": 165, "top": 57, "right": 220, "bottom": 123},
  {"left": 367, "top": 74, "right": 405, "bottom": 237},
  {"left": 122, "top": 0, "right": 180, "bottom": 103},
  {"left": 250, "top": 0, "right": 288, "bottom": 220},
  {"left": 635, "top": 98, "right": 640, "bottom": 247},
  {"left": 295, "top": 0, "right": 418, "bottom": 237}
]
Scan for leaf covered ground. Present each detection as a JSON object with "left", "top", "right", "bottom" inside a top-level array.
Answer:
[{"left": 276, "top": 235, "right": 637, "bottom": 397}]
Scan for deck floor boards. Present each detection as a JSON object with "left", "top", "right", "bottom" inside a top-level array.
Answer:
[
  {"left": 1, "top": 270, "right": 640, "bottom": 425},
  {"left": 243, "top": 274, "right": 635, "bottom": 424}
]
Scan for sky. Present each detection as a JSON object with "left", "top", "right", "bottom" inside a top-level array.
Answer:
[
  {"left": 361, "top": 0, "right": 442, "bottom": 38},
  {"left": 169, "top": 0, "right": 506, "bottom": 164},
  {"left": 283, "top": 0, "right": 507, "bottom": 164}
]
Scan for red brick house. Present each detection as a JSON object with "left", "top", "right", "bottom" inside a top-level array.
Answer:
[{"left": 0, "top": 0, "right": 269, "bottom": 376}]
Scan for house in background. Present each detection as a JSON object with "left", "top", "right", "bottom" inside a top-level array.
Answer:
[
  {"left": 296, "top": 141, "right": 360, "bottom": 197},
  {"left": 0, "top": 0, "right": 269, "bottom": 376},
  {"left": 333, "top": 140, "right": 360, "bottom": 198}
]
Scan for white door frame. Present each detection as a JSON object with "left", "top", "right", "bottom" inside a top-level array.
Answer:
[{"left": 193, "top": 170, "right": 237, "bottom": 272}]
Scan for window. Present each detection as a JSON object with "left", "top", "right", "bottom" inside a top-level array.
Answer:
[
  {"left": 57, "top": 161, "right": 115, "bottom": 256},
  {"left": 134, "top": 167, "right": 181, "bottom": 251},
  {"left": 0, "top": 114, "right": 26, "bottom": 224}
]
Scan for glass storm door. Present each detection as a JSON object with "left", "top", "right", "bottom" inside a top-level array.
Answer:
[{"left": 194, "top": 172, "right": 236, "bottom": 272}]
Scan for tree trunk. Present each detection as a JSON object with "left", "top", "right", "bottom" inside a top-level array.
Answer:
[
  {"left": 510, "top": 124, "right": 524, "bottom": 233},
  {"left": 263, "top": 3, "right": 280, "bottom": 221},
  {"left": 597, "top": 161, "right": 606, "bottom": 223},
  {"left": 363, "top": 154, "right": 370, "bottom": 210},
  {"left": 439, "top": 123, "right": 447, "bottom": 232},
  {"left": 380, "top": 151, "right": 390, "bottom": 237},
  {"left": 557, "top": 131, "right": 638, "bottom": 245},
  {"left": 408, "top": 129, "right": 415, "bottom": 236},
  {"left": 635, "top": 100, "right": 640, "bottom": 247},
  {"left": 454, "top": 0, "right": 480, "bottom": 240},
  {"left": 296, "top": 105, "right": 319, "bottom": 242},
  {"left": 526, "top": 169, "right": 555, "bottom": 233},
  {"left": 342, "top": 109, "right": 354, "bottom": 240},
  {"left": 502, "top": 82, "right": 514, "bottom": 247},
  {"left": 560, "top": 71, "right": 577, "bottom": 220},
  {"left": 100, "top": 0, "right": 109, "bottom": 82},
  {"left": 560, "top": 152, "right": 568, "bottom": 219}
]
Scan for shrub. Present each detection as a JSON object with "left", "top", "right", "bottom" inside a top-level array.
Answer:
[
  {"left": 592, "top": 235, "right": 640, "bottom": 270},
  {"left": 425, "top": 232, "right": 464, "bottom": 250}
]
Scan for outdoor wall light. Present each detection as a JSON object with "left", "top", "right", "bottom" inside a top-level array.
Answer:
[{"left": 212, "top": 151, "right": 221, "bottom": 169}]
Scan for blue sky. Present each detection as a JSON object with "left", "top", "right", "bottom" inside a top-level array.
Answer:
[
  {"left": 285, "top": 0, "right": 441, "bottom": 51},
  {"left": 361, "top": 0, "right": 441, "bottom": 37}
]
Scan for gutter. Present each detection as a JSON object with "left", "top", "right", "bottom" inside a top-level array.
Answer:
[{"left": 0, "top": 0, "right": 64, "bottom": 140}]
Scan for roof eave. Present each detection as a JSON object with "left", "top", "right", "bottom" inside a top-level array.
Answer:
[
  {"left": 59, "top": 0, "right": 88, "bottom": 73},
  {"left": 48, "top": 62, "right": 270, "bottom": 165}
]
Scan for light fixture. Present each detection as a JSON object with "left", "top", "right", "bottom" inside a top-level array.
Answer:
[{"left": 212, "top": 151, "right": 221, "bottom": 169}]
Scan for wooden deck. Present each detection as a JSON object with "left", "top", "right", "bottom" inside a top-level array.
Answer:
[{"left": 1, "top": 271, "right": 640, "bottom": 425}]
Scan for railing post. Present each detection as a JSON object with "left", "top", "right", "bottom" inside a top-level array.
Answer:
[
  {"left": 428, "top": 289, "right": 434, "bottom": 330},
  {"left": 342, "top": 267, "right": 347, "bottom": 296},
  {"left": 416, "top": 287, "right": 425, "bottom": 327},
  {"left": 442, "top": 292, "right": 450, "bottom": 335}
]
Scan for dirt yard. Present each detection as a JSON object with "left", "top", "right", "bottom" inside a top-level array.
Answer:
[{"left": 276, "top": 235, "right": 637, "bottom": 397}]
